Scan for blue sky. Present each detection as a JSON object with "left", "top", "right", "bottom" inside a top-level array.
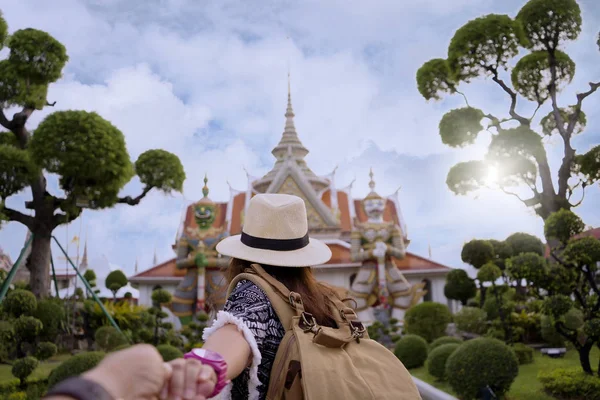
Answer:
[{"left": 1, "top": 0, "right": 599, "bottom": 278}]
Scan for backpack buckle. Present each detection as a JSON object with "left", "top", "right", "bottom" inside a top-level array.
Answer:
[
  {"left": 299, "top": 312, "right": 320, "bottom": 334},
  {"left": 350, "top": 320, "right": 366, "bottom": 343}
]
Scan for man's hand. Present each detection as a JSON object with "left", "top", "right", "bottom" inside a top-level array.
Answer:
[
  {"left": 163, "top": 358, "right": 218, "bottom": 400},
  {"left": 83, "top": 344, "right": 171, "bottom": 400}
]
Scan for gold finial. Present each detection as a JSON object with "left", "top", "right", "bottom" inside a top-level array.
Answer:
[
  {"left": 202, "top": 174, "right": 209, "bottom": 198},
  {"left": 369, "top": 168, "right": 376, "bottom": 191},
  {"left": 365, "top": 168, "right": 383, "bottom": 201}
]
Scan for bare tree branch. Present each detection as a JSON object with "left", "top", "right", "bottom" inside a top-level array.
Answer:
[
  {"left": 117, "top": 186, "right": 153, "bottom": 206},
  {"left": 46, "top": 101, "right": 56, "bottom": 107},
  {"left": 484, "top": 113, "right": 503, "bottom": 132},
  {"left": 2, "top": 206, "right": 34, "bottom": 228},
  {"left": 456, "top": 90, "right": 470, "bottom": 107},
  {"left": 0, "top": 109, "right": 11, "bottom": 130},
  {"left": 555, "top": 321, "right": 581, "bottom": 350},
  {"left": 499, "top": 187, "right": 540, "bottom": 207},
  {"left": 530, "top": 103, "right": 542, "bottom": 121},
  {"left": 569, "top": 182, "right": 587, "bottom": 208},
  {"left": 567, "top": 82, "right": 600, "bottom": 135},
  {"left": 483, "top": 66, "right": 531, "bottom": 125},
  {"left": 52, "top": 208, "right": 82, "bottom": 229}
]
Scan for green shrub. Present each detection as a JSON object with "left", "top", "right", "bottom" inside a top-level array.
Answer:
[
  {"left": 483, "top": 293, "right": 515, "bottom": 321},
  {"left": 511, "top": 343, "right": 534, "bottom": 365},
  {"left": 0, "top": 380, "right": 19, "bottom": 395},
  {"left": 95, "top": 326, "right": 117, "bottom": 349},
  {"left": 539, "top": 367, "right": 600, "bottom": 400},
  {"left": 156, "top": 344, "right": 183, "bottom": 362},
  {"left": 4, "top": 290, "right": 37, "bottom": 317},
  {"left": 14, "top": 316, "right": 43, "bottom": 344},
  {"left": 7, "top": 392, "right": 26, "bottom": 400},
  {"left": 107, "top": 331, "right": 129, "bottom": 350},
  {"left": 430, "top": 336, "right": 462, "bottom": 351},
  {"left": 94, "top": 326, "right": 127, "bottom": 351},
  {"left": 26, "top": 380, "right": 48, "bottom": 400},
  {"left": 393, "top": 334, "right": 428, "bottom": 369},
  {"left": 34, "top": 299, "right": 66, "bottom": 342},
  {"left": 446, "top": 338, "right": 519, "bottom": 400},
  {"left": 427, "top": 343, "right": 460, "bottom": 380},
  {"left": 36, "top": 342, "right": 57, "bottom": 361},
  {"left": 454, "top": 307, "right": 488, "bottom": 335},
  {"left": 540, "top": 315, "right": 565, "bottom": 347},
  {"left": 48, "top": 352, "right": 105, "bottom": 387},
  {"left": 0, "top": 320, "right": 15, "bottom": 362},
  {"left": 12, "top": 357, "right": 39, "bottom": 386},
  {"left": 404, "top": 302, "right": 452, "bottom": 342}
]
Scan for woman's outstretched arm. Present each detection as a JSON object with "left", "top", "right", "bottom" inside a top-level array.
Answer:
[{"left": 202, "top": 323, "right": 252, "bottom": 380}]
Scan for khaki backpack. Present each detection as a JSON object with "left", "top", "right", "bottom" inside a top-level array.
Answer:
[{"left": 227, "top": 264, "right": 422, "bottom": 400}]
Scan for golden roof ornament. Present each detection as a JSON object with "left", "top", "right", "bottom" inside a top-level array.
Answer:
[
  {"left": 365, "top": 168, "right": 383, "bottom": 201},
  {"left": 202, "top": 174, "right": 209, "bottom": 198}
]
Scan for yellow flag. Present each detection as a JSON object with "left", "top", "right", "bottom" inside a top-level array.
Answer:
[{"left": 71, "top": 236, "right": 80, "bottom": 244}]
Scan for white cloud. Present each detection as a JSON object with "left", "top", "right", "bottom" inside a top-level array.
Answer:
[{"left": 0, "top": 0, "right": 599, "bottom": 278}]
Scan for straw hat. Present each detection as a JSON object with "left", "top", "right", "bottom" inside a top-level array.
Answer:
[{"left": 216, "top": 194, "right": 332, "bottom": 267}]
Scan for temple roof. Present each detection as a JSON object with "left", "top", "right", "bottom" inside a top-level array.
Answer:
[
  {"left": 130, "top": 246, "right": 450, "bottom": 281},
  {"left": 129, "top": 80, "right": 431, "bottom": 281},
  {"left": 253, "top": 78, "right": 330, "bottom": 194}
]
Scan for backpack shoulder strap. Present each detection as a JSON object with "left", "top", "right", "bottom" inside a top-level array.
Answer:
[{"left": 227, "top": 269, "right": 296, "bottom": 330}]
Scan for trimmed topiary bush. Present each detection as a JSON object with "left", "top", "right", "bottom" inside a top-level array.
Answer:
[
  {"left": 34, "top": 299, "right": 66, "bottom": 342},
  {"left": 454, "top": 306, "right": 488, "bottom": 335},
  {"left": 539, "top": 367, "right": 600, "bottom": 400},
  {"left": 446, "top": 338, "right": 518, "bottom": 400},
  {"left": 511, "top": 342, "right": 534, "bottom": 365},
  {"left": 95, "top": 326, "right": 117, "bottom": 350},
  {"left": 95, "top": 326, "right": 128, "bottom": 351},
  {"left": 430, "top": 336, "right": 462, "bottom": 351},
  {"left": 36, "top": 342, "right": 58, "bottom": 361},
  {"left": 156, "top": 344, "right": 183, "bottom": 362},
  {"left": 11, "top": 357, "right": 39, "bottom": 387},
  {"left": 7, "top": 392, "right": 26, "bottom": 400},
  {"left": 427, "top": 343, "right": 460, "bottom": 380},
  {"left": 393, "top": 334, "right": 428, "bottom": 369},
  {"left": 404, "top": 302, "right": 452, "bottom": 342},
  {"left": 4, "top": 290, "right": 37, "bottom": 317},
  {"left": 48, "top": 352, "right": 105, "bottom": 387}
]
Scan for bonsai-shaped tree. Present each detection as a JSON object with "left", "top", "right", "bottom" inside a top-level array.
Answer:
[
  {"left": 151, "top": 288, "right": 173, "bottom": 346},
  {"left": 444, "top": 268, "right": 477, "bottom": 306},
  {"left": 535, "top": 209, "right": 600, "bottom": 375},
  {"left": 416, "top": 0, "right": 599, "bottom": 222},
  {"left": 0, "top": 10, "right": 185, "bottom": 298},
  {"left": 83, "top": 269, "right": 100, "bottom": 297},
  {"left": 105, "top": 270, "right": 128, "bottom": 301},
  {"left": 461, "top": 233, "right": 547, "bottom": 343},
  {"left": 4, "top": 289, "right": 57, "bottom": 386}
]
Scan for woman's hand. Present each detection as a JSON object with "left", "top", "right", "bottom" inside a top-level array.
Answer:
[{"left": 162, "top": 358, "right": 218, "bottom": 400}]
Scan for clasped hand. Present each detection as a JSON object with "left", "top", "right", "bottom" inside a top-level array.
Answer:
[
  {"left": 372, "top": 241, "right": 387, "bottom": 259},
  {"left": 80, "top": 344, "right": 218, "bottom": 400}
]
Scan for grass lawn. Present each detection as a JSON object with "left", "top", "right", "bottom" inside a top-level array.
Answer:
[
  {"left": 0, "top": 354, "right": 72, "bottom": 384},
  {"left": 411, "top": 347, "right": 600, "bottom": 400}
]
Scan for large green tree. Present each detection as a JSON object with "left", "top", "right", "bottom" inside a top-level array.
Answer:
[
  {"left": 0, "top": 12, "right": 185, "bottom": 297},
  {"left": 416, "top": 0, "right": 599, "bottom": 221}
]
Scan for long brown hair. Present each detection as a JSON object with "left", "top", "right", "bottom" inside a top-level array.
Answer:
[{"left": 225, "top": 258, "right": 338, "bottom": 328}]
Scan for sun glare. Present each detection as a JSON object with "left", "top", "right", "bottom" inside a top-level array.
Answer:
[{"left": 485, "top": 166, "right": 498, "bottom": 186}]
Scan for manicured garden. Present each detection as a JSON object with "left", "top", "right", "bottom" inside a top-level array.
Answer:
[
  {"left": 0, "top": 276, "right": 207, "bottom": 399},
  {"left": 412, "top": 346, "right": 600, "bottom": 400},
  {"left": 387, "top": 208, "right": 600, "bottom": 399}
]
